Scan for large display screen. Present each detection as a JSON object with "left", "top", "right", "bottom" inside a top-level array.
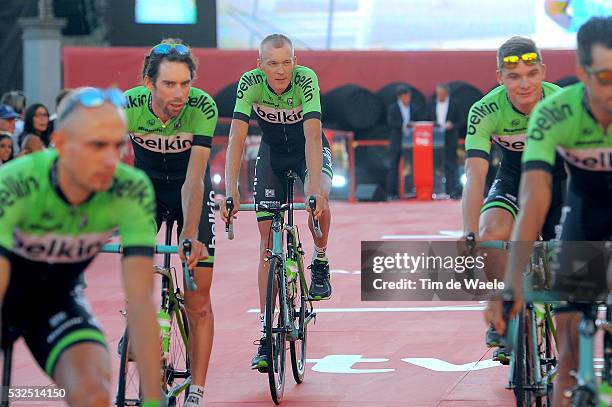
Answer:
[
  {"left": 217, "top": 0, "right": 611, "bottom": 50},
  {"left": 136, "top": 0, "right": 198, "bottom": 24}
]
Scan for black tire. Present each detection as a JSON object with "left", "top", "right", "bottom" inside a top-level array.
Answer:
[
  {"left": 266, "top": 257, "right": 286, "bottom": 405},
  {"left": 290, "top": 257, "right": 308, "bottom": 384},
  {"left": 163, "top": 302, "right": 190, "bottom": 406},
  {"left": 513, "top": 309, "right": 526, "bottom": 406},
  {"left": 115, "top": 325, "right": 142, "bottom": 406}
]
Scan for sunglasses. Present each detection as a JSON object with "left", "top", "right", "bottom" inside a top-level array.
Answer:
[
  {"left": 585, "top": 67, "right": 612, "bottom": 85},
  {"left": 58, "top": 88, "right": 126, "bottom": 121},
  {"left": 501, "top": 52, "right": 540, "bottom": 69},
  {"left": 150, "top": 43, "right": 190, "bottom": 56}
]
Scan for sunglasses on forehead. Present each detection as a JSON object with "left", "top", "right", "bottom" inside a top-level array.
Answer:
[
  {"left": 501, "top": 52, "right": 540, "bottom": 69},
  {"left": 58, "top": 88, "right": 126, "bottom": 121},
  {"left": 150, "top": 43, "right": 190, "bottom": 56},
  {"left": 585, "top": 67, "right": 612, "bottom": 85}
]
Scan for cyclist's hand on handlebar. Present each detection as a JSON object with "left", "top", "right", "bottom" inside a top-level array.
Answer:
[
  {"left": 179, "top": 237, "right": 208, "bottom": 270},
  {"left": 484, "top": 288, "right": 523, "bottom": 335},
  {"left": 219, "top": 192, "right": 240, "bottom": 223},
  {"left": 306, "top": 194, "right": 328, "bottom": 221}
]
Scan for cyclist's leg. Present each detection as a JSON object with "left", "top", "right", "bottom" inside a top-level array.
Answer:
[
  {"left": 252, "top": 142, "right": 287, "bottom": 369},
  {"left": 479, "top": 170, "right": 517, "bottom": 352},
  {"left": 302, "top": 140, "right": 334, "bottom": 299},
  {"left": 303, "top": 143, "right": 333, "bottom": 254},
  {"left": 479, "top": 170, "right": 519, "bottom": 282},
  {"left": 53, "top": 344, "right": 111, "bottom": 407},
  {"left": 24, "top": 285, "right": 110, "bottom": 407},
  {"left": 178, "top": 171, "right": 215, "bottom": 391}
]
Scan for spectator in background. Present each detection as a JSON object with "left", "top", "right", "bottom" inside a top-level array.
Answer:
[
  {"left": 1, "top": 90, "right": 26, "bottom": 152},
  {"left": 0, "top": 104, "right": 18, "bottom": 137},
  {"left": 0, "top": 133, "right": 14, "bottom": 165},
  {"left": 17, "top": 103, "right": 52, "bottom": 149},
  {"left": 386, "top": 86, "right": 425, "bottom": 200},
  {"left": 427, "top": 83, "right": 464, "bottom": 199},
  {"left": 19, "top": 133, "right": 46, "bottom": 156}
]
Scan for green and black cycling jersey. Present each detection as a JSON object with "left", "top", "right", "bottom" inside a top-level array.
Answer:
[
  {"left": 523, "top": 83, "right": 612, "bottom": 241},
  {"left": 465, "top": 82, "right": 565, "bottom": 175},
  {"left": 0, "top": 149, "right": 157, "bottom": 375},
  {"left": 124, "top": 86, "right": 218, "bottom": 181},
  {"left": 232, "top": 65, "right": 323, "bottom": 156},
  {"left": 0, "top": 149, "right": 157, "bottom": 270}
]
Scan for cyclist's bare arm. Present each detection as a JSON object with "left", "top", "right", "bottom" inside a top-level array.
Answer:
[
  {"left": 121, "top": 255, "right": 161, "bottom": 403},
  {"left": 506, "top": 170, "right": 552, "bottom": 294},
  {"left": 462, "top": 157, "right": 489, "bottom": 237},
  {"left": 0, "top": 256, "right": 10, "bottom": 334},
  {"left": 222, "top": 119, "right": 249, "bottom": 221},
  {"left": 180, "top": 146, "right": 211, "bottom": 267},
  {"left": 303, "top": 118, "right": 326, "bottom": 219}
]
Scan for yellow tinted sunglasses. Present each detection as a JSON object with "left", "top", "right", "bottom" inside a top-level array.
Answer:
[
  {"left": 501, "top": 52, "right": 540, "bottom": 69},
  {"left": 585, "top": 67, "right": 612, "bottom": 85}
]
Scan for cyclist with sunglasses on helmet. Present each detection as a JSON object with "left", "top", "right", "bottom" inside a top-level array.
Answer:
[
  {"left": 124, "top": 38, "right": 217, "bottom": 407},
  {"left": 461, "top": 37, "right": 566, "bottom": 362},
  {"left": 0, "top": 87, "right": 162, "bottom": 407},
  {"left": 487, "top": 16, "right": 612, "bottom": 405}
]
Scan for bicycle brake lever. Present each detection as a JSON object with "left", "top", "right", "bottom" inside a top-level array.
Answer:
[
  {"left": 181, "top": 239, "right": 198, "bottom": 291},
  {"left": 225, "top": 197, "right": 235, "bottom": 240},
  {"left": 308, "top": 196, "right": 323, "bottom": 238}
]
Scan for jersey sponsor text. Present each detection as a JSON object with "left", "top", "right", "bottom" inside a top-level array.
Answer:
[
  {"left": 254, "top": 104, "right": 304, "bottom": 124},
  {"left": 557, "top": 147, "right": 612, "bottom": 171},
  {"left": 130, "top": 133, "right": 193, "bottom": 153}
]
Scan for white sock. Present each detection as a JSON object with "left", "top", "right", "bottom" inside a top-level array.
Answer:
[
  {"left": 260, "top": 313, "right": 265, "bottom": 333},
  {"left": 185, "top": 385, "right": 204, "bottom": 406},
  {"left": 314, "top": 245, "right": 327, "bottom": 261}
]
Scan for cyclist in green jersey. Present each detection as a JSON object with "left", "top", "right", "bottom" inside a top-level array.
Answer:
[
  {"left": 219, "top": 34, "right": 332, "bottom": 371},
  {"left": 462, "top": 37, "right": 566, "bottom": 361},
  {"left": 487, "top": 17, "right": 612, "bottom": 404},
  {"left": 0, "top": 88, "right": 161, "bottom": 407},
  {"left": 124, "top": 39, "right": 217, "bottom": 407}
]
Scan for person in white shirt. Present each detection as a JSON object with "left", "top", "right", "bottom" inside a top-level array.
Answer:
[{"left": 428, "top": 83, "right": 464, "bottom": 199}]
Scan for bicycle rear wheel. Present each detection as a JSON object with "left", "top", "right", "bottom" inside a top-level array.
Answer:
[
  {"left": 115, "top": 325, "right": 142, "bottom": 406},
  {"left": 266, "top": 257, "right": 287, "bottom": 405},
  {"left": 165, "top": 302, "right": 190, "bottom": 407},
  {"left": 290, "top": 256, "right": 308, "bottom": 384}
]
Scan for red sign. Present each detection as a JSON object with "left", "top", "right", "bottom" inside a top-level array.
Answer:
[{"left": 412, "top": 121, "right": 434, "bottom": 200}]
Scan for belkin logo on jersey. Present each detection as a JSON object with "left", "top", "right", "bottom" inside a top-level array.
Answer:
[
  {"left": 12, "top": 229, "right": 113, "bottom": 263},
  {"left": 492, "top": 133, "right": 526, "bottom": 152},
  {"left": 254, "top": 104, "right": 303, "bottom": 124},
  {"left": 558, "top": 147, "right": 612, "bottom": 171},
  {"left": 130, "top": 133, "right": 193, "bottom": 153}
]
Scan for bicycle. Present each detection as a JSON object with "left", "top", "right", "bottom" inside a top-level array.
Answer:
[
  {"left": 223, "top": 171, "right": 318, "bottom": 405},
  {"left": 482, "top": 240, "right": 612, "bottom": 406},
  {"left": 104, "top": 214, "right": 198, "bottom": 407}
]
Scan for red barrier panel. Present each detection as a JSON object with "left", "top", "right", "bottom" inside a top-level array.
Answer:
[
  {"left": 63, "top": 47, "right": 576, "bottom": 98},
  {"left": 412, "top": 121, "right": 434, "bottom": 201}
]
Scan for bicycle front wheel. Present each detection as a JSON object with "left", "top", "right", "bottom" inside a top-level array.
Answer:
[
  {"left": 165, "top": 302, "right": 190, "bottom": 407},
  {"left": 290, "top": 257, "right": 308, "bottom": 384},
  {"left": 266, "top": 257, "right": 287, "bottom": 405},
  {"left": 115, "top": 325, "right": 142, "bottom": 406}
]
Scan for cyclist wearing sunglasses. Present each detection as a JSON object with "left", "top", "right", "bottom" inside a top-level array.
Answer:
[
  {"left": 124, "top": 38, "right": 217, "bottom": 407},
  {"left": 219, "top": 33, "right": 332, "bottom": 372},
  {"left": 0, "top": 88, "right": 162, "bottom": 407},
  {"left": 462, "top": 37, "right": 566, "bottom": 362},
  {"left": 487, "top": 16, "right": 612, "bottom": 405}
]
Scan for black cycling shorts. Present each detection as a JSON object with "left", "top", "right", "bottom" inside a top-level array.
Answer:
[
  {"left": 151, "top": 167, "right": 216, "bottom": 268},
  {"left": 481, "top": 165, "right": 566, "bottom": 240},
  {"left": 254, "top": 136, "right": 333, "bottom": 222},
  {"left": 549, "top": 187, "right": 611, "bottom": 301},
  {"left": 1, "top": 266, "right": 106, "bottom": 378}
]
